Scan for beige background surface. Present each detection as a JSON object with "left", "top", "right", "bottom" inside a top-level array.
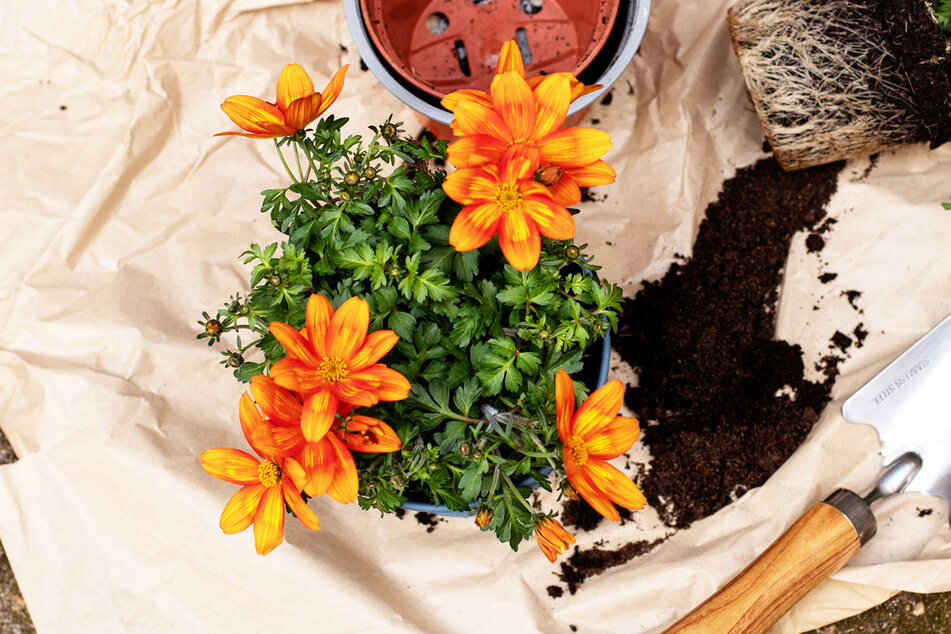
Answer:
[{"left": 2, "top": 0, "right": 951, "bottom": 632}]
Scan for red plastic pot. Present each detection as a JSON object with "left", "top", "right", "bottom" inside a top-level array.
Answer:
[
  {"left": 360, "top": 0, "right": 620, "bottom": 99},
  {"left": 344, "top": 0, "right": 652, "bottom": 138}
]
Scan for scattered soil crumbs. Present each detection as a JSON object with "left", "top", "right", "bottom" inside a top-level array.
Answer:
[
  {"left": 615, "top": 157, "right": 846, "bottom": 528},
  {"left": 414, "top": 512, "right": 440, "bottom": 533},
  {"left": 561, "top": 499, "right": 633, "bottom": 533},
  {"left": 558, "top": 538, "right": 667, "bottom": 595},
  {"left": 918, "top": 507, "right": 933, "bottom": 518}
]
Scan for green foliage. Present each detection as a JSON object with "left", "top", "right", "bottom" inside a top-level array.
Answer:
[
  {"left": 198, "top": 116, "right": 622, "bottom": 550},
  {"left": 935, "top": 0, "right": 951, "bottom": 31}
]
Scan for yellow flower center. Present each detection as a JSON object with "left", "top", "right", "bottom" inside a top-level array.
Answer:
[
  {"left": 568, "top": 435, "right": 588, "bottom": 467},
  {"left": 257, "top": 460, "right": 282, "bottom": 488},
  {"left": 318, "top": 356, "right": 350, "bottom": 383},
  {"left": 496, "top": 184, "right": 523, "bottom": 214}
]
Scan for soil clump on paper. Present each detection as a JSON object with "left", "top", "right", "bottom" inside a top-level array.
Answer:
[{"left": 616, "top": 156, "right": 846, "bottom": 528}]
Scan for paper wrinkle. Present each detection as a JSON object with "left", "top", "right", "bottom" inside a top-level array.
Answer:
[{"left": 3, "top": 0, "right": 951, "bottom": 631}]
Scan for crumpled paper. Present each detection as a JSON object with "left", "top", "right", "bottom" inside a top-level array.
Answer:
[{"left": 2, "top": 0, "right": 951, "bottom": 632}]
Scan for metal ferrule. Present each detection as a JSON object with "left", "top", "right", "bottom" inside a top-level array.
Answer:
[{"left": 823, "top": 488, "right": 877, "bottom": 546}]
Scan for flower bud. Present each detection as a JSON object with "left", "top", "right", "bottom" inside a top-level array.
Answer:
[
  {"left": 204, "top": 319, "right": 223, "bottom": 337},
  {"left": 267, "top": 273, "right": 284, "bottom": 287},
  {"left": 475, "top": 506, "right": 493, "bottom": 528},
  {"left": 363, "top": 166, "right": 377, "bottom": 179},
  {"left": 344, "top": 171, "right": 360, "bottom": 186},
  {"left": 560, "top": 479, "right": 580, "bottom": 501},
  {"left": 536, "top": 163, "right": 564, "bottom": 187},
  {"left": 459, "top": 441, "right": 472, "bottom": 457},
  {"left": 225, "top": 352, "right": 244, "bottom": 368},
  {"left": 381, "top": 122, "right": 398, "bottom": 140},
  {"left": 564, "top": 244, "right": 581, "bottom": 260},
  {"left": 390, "top": 474, "right": 407, "bottom": 488}
]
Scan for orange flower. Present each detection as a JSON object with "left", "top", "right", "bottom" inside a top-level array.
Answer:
[
  {"left": 440, "top": 41, "right": 615, "bottom": 206},
  {"left": 200, "top": 397, "right": 319, "bottom": 555},
  {"left": 534, "top": 516, "right": 576, "bottom": 563},
  {"left": 215, "top": 64, "right": 348, "bottom": 139},
  {"left": 555, "top": 369, "right": 646, "bottom": 521},
  {"left": 268, "top": 294, "right": 410, "bottom": 442},
  {"left": 245, "top": 374, "right": 400, "bottom": 502},
  {"left": 442, "top": 145, "right": 575, "bottom": 270}
]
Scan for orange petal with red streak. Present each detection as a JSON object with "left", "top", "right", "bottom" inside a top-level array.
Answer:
[
  {"left": 238, "top": 392, "right": 264, "bottom": 452},
  {"left": 348, "top": 330, "right": 400, "bottom": 372},
  {"left": 318, "top": 65, "right": 349, "bottom": 115},
  {"left": 327, "top": 297, "right": 369, "bottom": 361},
  {"left": 522, "top": 196, "right": 574, "bottom": 241},
  {"left": 446, "top": 135, "right": 508, "bottom": 169},
  {"left": 356, "top": 365, "right": 410, "bottom": 401},
  {"left": 585, "top": 416, "right": 640, "bottom": 460},
  {"left": 491, "top": 72, "right": 535, "bottom": 141},
  {"left": 554, "top": 369, "right": 576, "bottom": 442},
  {"left": 444, "top": 92, "right": 512, "bottom": 141},
  {"left": 250, "top": 374, "right": 302, "bottom": 424},
  {"left": 449, "top": 203, "right": 503, "bottom": 251},
  {"left": 285, "top": 93, "right": 324, "bottom": 131},
  {"left": 301, "top": 390, "right": 337, "bottom": 442},
  {"left": 344, "top": 415, "right": 401, "bottom": 453},
  {"left": 200, "top": 448, "right": 260, "bottom": 485},
  {"left": 573, "top": 379, "right": 624, "bottom": 438},
  {"left": 325, "top": 434, "right": 358, "bottom": 504},
  {"left": 585, "top": 459, "right": 647, "bottom": 510},
  {"left": 443, "top": 167, "right": 498, "bottom": 205},
  {"left": 498, "top": 208, "right": 540, "bottom": 271},
  {"left": 538, "top": 128, "right": 612, "bottom": 168},
  {"left": 564, "top": 453, "right": 618, "bottom": 520},
  {"left": 306, "top": 293, "right": 334, "bottom": 359},
  {"left": 301, "top": 438, "right": 335, "bottom": 497},
  {"left": 220, "top": 95, "right": 286, "bottom": 134},
  {"left": 530, "top": 74, "right": 571, "bottom": 139},
  {"left": 276, "top": 64, "right": 315, "bottom": 112},
  {"left": 282, "top": 479, "right": 321, "bottom": 530},
  {"left": 220, "top": 484, "right": 265, "bottom": 534},
  {"left": 565, "top": 160, "right": 616, "bottom": 187},
  {"left": 496, "top": 40, "right": 525, "bottom": 76},
  {"left": 253, "top": 484, "right": 285, "bottom": 555},
  {"left": 269, "top": 321, "right": 320, "bottom": 367}
]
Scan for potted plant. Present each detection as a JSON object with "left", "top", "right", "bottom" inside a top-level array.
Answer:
[
  {"left": 728, "top": 0, "right": 951, "bottom": 170},
  {"left": 197, "top": 41, "right": 646, "bottom": 561}
]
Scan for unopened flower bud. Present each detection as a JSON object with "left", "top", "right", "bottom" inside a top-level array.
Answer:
[
  {"left": 459, "top": 441, "right": 472, "bottom": 457},
  {"left": 339, "top": 190, "right": 352, "bottom": 202},
  {"left": 475, "top": 506, "right": 493, "bottom": 528},
  {"left": 564, "top": 244, "right": 581, "bottom": 260},
  {"left": 267, "top": 273, "right": 284, "bottom": 287},
  {"left": 344, "top": 171, "right": 360, "bottom": 186},
  {"left": 225, "top": 352, "right": 244, "bottom": 368},
  {"left": 560, "top": 479, "right": 580, "bottom": 501},
  {"left": 536, "top": 163, "right": 564, "bottom": 187},
  {"left": 390, "top": 474, "right": 407, "bottom": 488},
  {"left": 381, "top": 122, "right": 398, "bottom": 140},
  {"left": 363, "top": 166, "right": 377, "bottom": 179},
  {"left": 204, "top": 319, "right": 223, "bottom": 337}
]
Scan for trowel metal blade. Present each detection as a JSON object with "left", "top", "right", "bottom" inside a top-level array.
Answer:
[{"left": 842, "top": 312, "right": 951, "bottom": 506}]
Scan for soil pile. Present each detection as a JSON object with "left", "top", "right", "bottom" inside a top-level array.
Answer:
[{"left": 615, "top": 157, "right": 845, "bottom": 528}]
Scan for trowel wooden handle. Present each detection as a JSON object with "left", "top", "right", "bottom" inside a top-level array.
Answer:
[{"left": 664, "top": 490, "right": 876, "bottom": 634}]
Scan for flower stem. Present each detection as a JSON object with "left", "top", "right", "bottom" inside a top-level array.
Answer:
[
  {"left": 273, "top": 139, "right": 298, "bottom": 183},
  {"left": 502, "top": 471, "right": 535, "bottom": 514}
]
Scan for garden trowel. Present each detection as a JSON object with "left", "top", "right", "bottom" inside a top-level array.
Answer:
[{"left": 665, "top": 312, "right": 951, "bottom": 634}]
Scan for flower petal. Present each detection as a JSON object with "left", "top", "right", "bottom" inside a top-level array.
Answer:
[
  {"left": 327, "top": 296, "right": 369, "bottom": 362},
  {"left": 522, "top": 195, "right": 574, "bottom": 240},
  {"left": 530, "top": 74, "right": 571, "bottom": 139},
  {"left": 238, "top": 392, "right": 264, "bottom": 453},
  {"left": 283, "top": 456, "right": 308, "bottom": 491},
  {"left": 446, "top": 135, "right": 509, "bottom": 169},
  {"left": 449, "top": 202, "right": 503, "bottom": 252},
  {"left": 496, "top": 40, "right": 525, "bottom": 76},
  {"left": 301, "top": 390, "right": 337, "bottom": 442},
  {"left": 276, "top": 64, "right": 315, "bottom": 112},
  {"left": 249, "top": 374, "right": 302, "bottom": 424},
  {"left": 300, "top": 438, "right": 335, "bottom": 497},
  {"left": 585, "top": 416, "right": 640, "bottom": 460},
  {"left": 585, "top": 459, "right": 647, "bottom": 510},
  {"left": 442, "top": 89, "right": 512, "bottom": 141},
  {"left": 213, "top": 130, "right": 283, "bottom": 139},
  {"left": 285, "top": 93, "right": 324, "bottom": 131},
  {"left": 348, "top": 330, "right": 400, "bottom": 372},
  {"left": 331, "top": 377, "right": 380, "bottom": 408},
  {"left": 220, "top": 484, "right": 265, "bottom": 534},
  {"left": 564, "top": 453, "right": 618, "bottom": 520},
  {"left": 538, "top": 128, "right": 612, "bottom": 168},
  {"left": 341, "top": 415, "right": 401, "bottom": 453},
  {"left": 498, "top": 207, "right": 540, "bottom": 271},
  {"left": 317, "top": 65, "right": 349, "bottom": 116},
  {"left": 269, "top": 321, "right": 320, "bottom": 367},
  {"left": 546, "top": 173, "right": 582, "bottom": 207},
  {"left": 220, "top": 95, "right": 286, "bottom": 135},
  {"left": 499, "top": 144, "right": 541, "bottom": 183},
  {"left": 355, "top": 365, "right": 411, "bottom": 401},
  {"left": 200, "top": 448, "right": 260, "bottom": 485},
  {"left": 554, "top": 369, "right": 576, "bottom": 442},
  {"left": 443, "top": 167, "right": 498, "bottom": 205},
  {"left": 565, "top": 160, "right": 616, "bottom": 187},
  {"left": 253, "top": 484, "right": 285, "bottom": 555},
  {"left": 306, "top": 293, "right": 334, "bottom": 359},
  {"left": 573, "top": 379, "right": 625, "bottom": 439},
  {"left": 269, "top": 358, "right": 326, "bottom": 393},
  {"left": 281, "top": 479, "right": 321, "bottom": 531},
  {"left": 491, "top": 72, "right": 535, "bottom": 141},
  {"left": 325, "top": 434, "right": 358, "bottom": 504}
]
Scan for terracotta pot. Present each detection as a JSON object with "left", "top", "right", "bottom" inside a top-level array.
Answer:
[{"left": 344, "top": 0, "right": 651, "bottom": 137}]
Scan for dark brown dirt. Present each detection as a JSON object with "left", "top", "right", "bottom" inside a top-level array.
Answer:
[{"left": 616, "top": 157, "right": 846, "bottom": 529}]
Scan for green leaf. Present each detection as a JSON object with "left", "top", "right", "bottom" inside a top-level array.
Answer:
[{"left": 388, "top": 310, "right": 416, "bottom": 340}]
